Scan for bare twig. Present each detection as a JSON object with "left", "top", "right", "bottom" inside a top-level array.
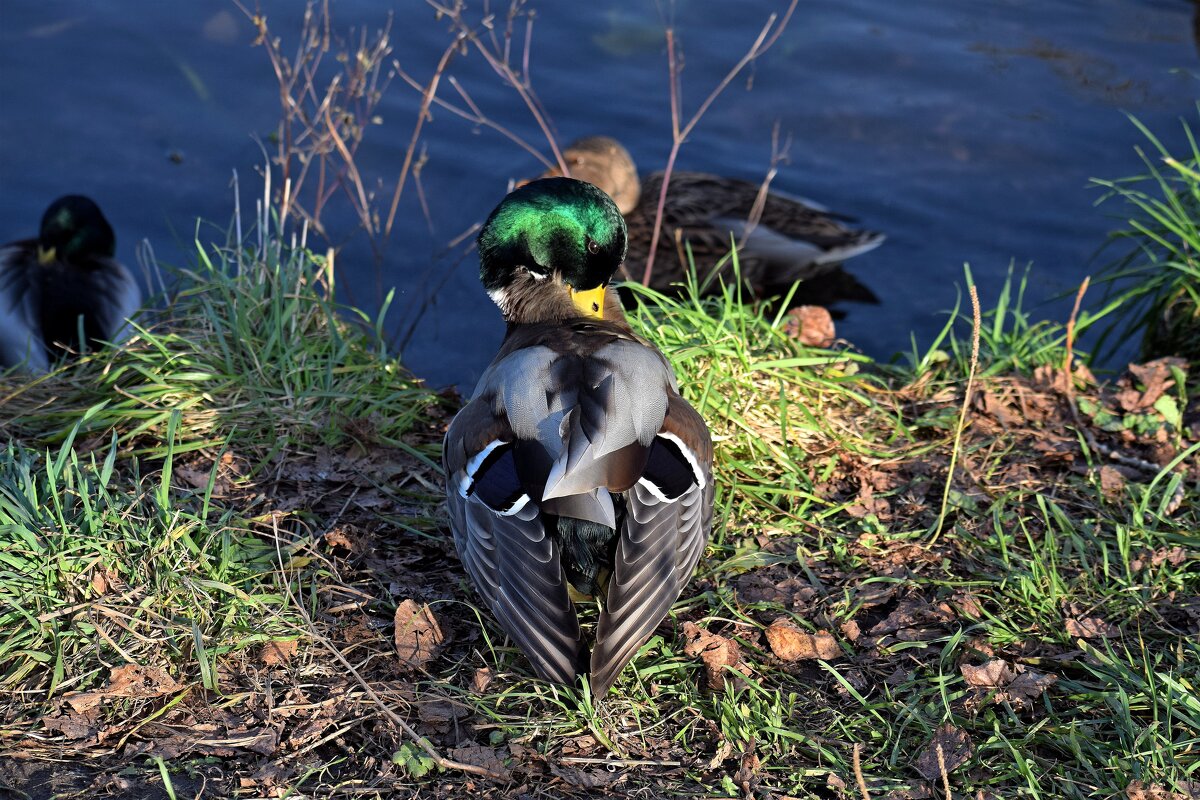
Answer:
[
  {"left": 384, "top": 35, "right": 464, "bottom": 238},
  {"left": 853, "top": 742, "right": 873, "bottom": 800},
  {"left": 642, "top": 0, "right": 800, "bottom": 284},
  {"left": 427, "top": 0, "right": 568, "bottom": 174}
]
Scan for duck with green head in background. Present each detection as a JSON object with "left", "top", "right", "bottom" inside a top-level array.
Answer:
[
  {"left": 0, "top": 195, "right": 140, "bottom": 373},
  {"left": 443, "top": 177, "right": 714, "bottom": 696}
]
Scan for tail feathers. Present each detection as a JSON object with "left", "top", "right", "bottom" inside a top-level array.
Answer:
[{"left": 720, "top": 218, "right": 884, "bottom": 264}]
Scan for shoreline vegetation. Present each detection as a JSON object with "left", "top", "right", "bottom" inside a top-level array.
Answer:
[
  {"left": 0, "top": 170, "right": 1196, "bottom": 798},
  {"left": 2, "top": 4, "right": 1198, "bottom": 798}
]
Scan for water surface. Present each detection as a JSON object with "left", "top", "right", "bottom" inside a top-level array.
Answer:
[{"left": 1, "top": 1, "right": 1197, "bottom": 387}]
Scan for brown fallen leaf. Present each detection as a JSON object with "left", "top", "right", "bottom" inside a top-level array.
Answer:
[
  {"left": 764, "top": 620, "right": 841, "bottom": 661},
  {"left": 960, "top": 659, "right": 1014, "bottom": 689},
  {"left": 914, "top": 724, "right": 972, "bottom": 782},
  {"left": 472, "top": 667, "right": 494, "bottom": 693},
  {"left": 1099, "top": 465, "right": 1126, "bottom": 501},
  {"left": 1126, "top": 779, "right": 1196, "bottom": 800},
  {"left": 550, "top": 763, "right": 625, "bottom": 789},
  {"left": 1065, "top": 615, "right": 1119, "bottom": 639},
  {"left": 784, "top": 305, "right": 836, "bottom": 348},
  {"left": 260, "top": 639, "right": 299, "bottom": 667},
  {"left": 960, "top": 658, "right": 1057, "bottom": 710},
  {"left": 63, "top": 664, "right": 183, "bottom": 713},
  {"left": 394, "top": 600, "right": 445, "bottom": 670},
  {"left": 683, "top": 622, "right": 745, "bottom": 690},
  {"left": 450, "top": 744, "right": 510, "bottom": 780}
]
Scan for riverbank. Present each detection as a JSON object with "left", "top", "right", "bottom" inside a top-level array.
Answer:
[{"left": 0, "top": 212, "right": 1196, "bottom": 799}]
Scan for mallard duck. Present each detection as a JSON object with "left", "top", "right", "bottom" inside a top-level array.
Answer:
[
  {"left": 444, "top": 178, "right": 713, "bottom": 695},
  {"left": 540, "top": 136, "right": 885, "bottom": 299},
  {"left": 0, "top": 195, "right": 140, "bottom": 373}
]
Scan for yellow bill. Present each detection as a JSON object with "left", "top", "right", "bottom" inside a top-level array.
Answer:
[
  {"left": 569, "top": 285, "right": 606, "bottom": 319},
  {"left": 36, "top": 246, "right": 57, "bottom": 265}
]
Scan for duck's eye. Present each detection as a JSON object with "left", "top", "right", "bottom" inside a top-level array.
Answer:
[{"left": 586, "top": 238, "right": 600, "bottom": 255}]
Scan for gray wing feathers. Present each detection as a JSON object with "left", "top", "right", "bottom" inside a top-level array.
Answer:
[
  {"left": 544, "top": 341, "right": 672, "bottom": 499},
  {"left": 589, "top": 476, "right": 711, "bottom": 694},
  {"left": 448, "top": 488, "right": 582, "bottom": 683}
]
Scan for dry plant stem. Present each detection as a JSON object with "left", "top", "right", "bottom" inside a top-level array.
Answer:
[
  {"left": 743, "top": 122, "right": 792, "bottom": 240},
  {"left": 642, "top": 0, "right": 799, "bottom": 284},
  {"left": 268, "top": 517, "right": 504, "bottom": 781},
  {"left": 384, "top": 35, "right": 464, "bottom": 238},
  {"left": 427, "top": 0, "right": 569, "bottom": 174},
  {"left": 931, "top": 284, "right": 981, "bottom": 544},
  {"left": 1064, "top": 275, "right": 1090, "bottom": 374},
  {"left": 853, "top": 742, "right": 873, "bottom": 800},
  {"left": 936, "top": 742, "right": 952, "bottom": 799}
]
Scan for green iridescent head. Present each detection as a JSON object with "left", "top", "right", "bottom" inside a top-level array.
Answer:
[
  {"left": 478, "top": 178, "right": 627, "bottom": 296},
  {"left": 38, "top": 195, "right": 116, "bottom": 267}
]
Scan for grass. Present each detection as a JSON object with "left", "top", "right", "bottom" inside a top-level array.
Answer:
[
  {"left": 1, "top": 195, "right": 1198, "bottom": 798},
  {"left": 1094, "top": 111, "right": 1200, "bottom": 364}
]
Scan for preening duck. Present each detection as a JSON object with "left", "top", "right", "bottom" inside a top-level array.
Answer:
[
  {"left": 443, "top": 177, "right": 713, "bottom": 695},
  {"left": 542, "top": 136, "right": 885, "bottom": 299},
  {"left": 0, "top": 195, "right": 140, "bottom": 373}
]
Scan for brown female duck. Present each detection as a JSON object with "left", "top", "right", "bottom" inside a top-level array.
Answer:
[
  {"left": 542, "top": 136, "right": 884, "bottom": 298},
  {"left": 443, "top": 177, "right": 713, "bottom": 695}
]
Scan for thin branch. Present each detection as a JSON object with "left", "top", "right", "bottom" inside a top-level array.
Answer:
[
  {"left": 642, "top": 0, "right": 799, "bottom": 284},
  {"left": 384, "top": 34, "right": 464, "bottom": 237}
]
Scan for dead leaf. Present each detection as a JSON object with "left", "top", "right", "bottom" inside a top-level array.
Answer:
[
  {"left": 1126, "top": 779, "right": 1196, "bottom": 800},
  {"left": 472, "top": 667, "right": 494, "bottom": 693},
  {"left": 764, "top": 620, "right": 841, "bottom": 661},
  {"left": 784, "top": 305, "right": 836, "bottom": 348},
  {"left": 394, "top": 600, "right": 445, "bottom": 670},
  {"left": 550, "top": 763, "right": 624, "bottom": 788},
  {"left": 960, "top": 659, "right": 1057, "bottom": 710},
  {"left": 450, "top": 744, "right": 510, "bottom": 779},
  {"left": 1099, "top": 466, "right": 1126, "bottom": 501},
  {"left": 63, "top": 664, "right": 183, "bottom": 713},
  {"left": 961, "top": 659, "right": 1014, "bottom": 689},
  {"left": 1065, "top": 615, "right": 1119, "bottom": 639},
  {"left": 914, "top": 724, "right": 972, "bottom": 782},
  {"left": 683, "top": 622, "right": 745, "bottom": 690},
  {"left": 841, "top": 620, "right": 862, "bottom": 642},
  {"left": 259, "top": 639, "right": 299, "bottom": 666}
]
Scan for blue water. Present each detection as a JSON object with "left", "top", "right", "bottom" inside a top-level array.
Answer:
[{"left": 1, "top": 1, "right": 1197, "bottom": 387}]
